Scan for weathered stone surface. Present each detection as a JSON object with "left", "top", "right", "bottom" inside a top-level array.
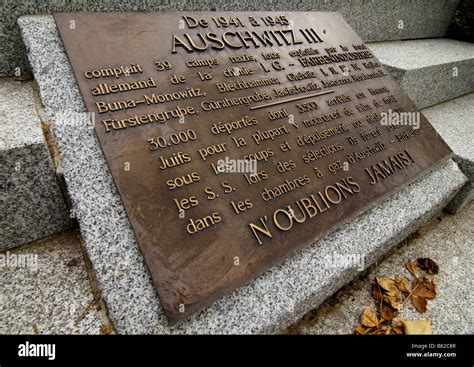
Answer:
[
  {"left": 2, "top": 0, "right": 459, "bottom": 76},
  {"left": 0, "top": 230, "right": 113, "bottom": 334},
  {"left": 19, "top": 15, "right": 467, "bottom": 334},
  {"left": 368, "top": 39, "right": 474, "bottom": 108},
  {"left": 291, "top": 200, "right": 474, "bottom": 335},
  {"left": 422, "top": 93, "right": 474, "bottom": 213},
  {"left": 0, "top": 78, "right": 71, "bottom": 251}
]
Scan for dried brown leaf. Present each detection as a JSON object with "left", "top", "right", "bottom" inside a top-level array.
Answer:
[
  {"left": 381, "top": 304, "right": 397, "bottom": 322},
  {"left": 393, "top": 319, "right": 404, "bottom": 335},
  {"left": 412, "top": 295, "right": 427, "bottom": 313},
  {"left": 395, "top": 276, "right": 411, "bottom": 294},
  {"left": 355, "top": 323, "right": 370, "bottom": 335},
  {"left": 377, "top": 277, "right": 397, "bottom": 292},
  {"left": 389, "top": 289, "right": 402, "bottom": 300},
  {"left": 370, "top": 328, "right": 384, "bottom": 335},
  {"left": 377, "top": 277, "right": 402, "bottom": 299},
  {"left": 407, "top": 259, "right": 418, "bottom": 278},
  {"left": 383, "top": 294, "right": 400, "bottom": 310},
  {"left": 417, "top": 257, "right": 439, "bottom": 275},
  {"left": 371, "top": 285, "right": 383, "bottom": 302},
  {"left": 361, "top": 307, "right": 379, "bottom": 327},
  {"left": 415, "top": 279, "right": 436, "bottom": 299}
]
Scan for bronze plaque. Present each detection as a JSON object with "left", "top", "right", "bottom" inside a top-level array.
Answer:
[{"left": 54, "top": 12, "right": 452, "bottom": 323}]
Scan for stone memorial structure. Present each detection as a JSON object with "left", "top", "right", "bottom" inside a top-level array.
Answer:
[
  {"left": 1, "top": 2, "right": 471, "bottom": 334},
  {"left": 52, "top": 12, "right": 454, "bottom": 323}
]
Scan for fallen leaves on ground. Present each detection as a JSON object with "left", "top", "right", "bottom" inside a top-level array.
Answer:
[
  {"left": 395, "top": 276, "right": 411, "bottom": 294},
  {"left": 393, "top": 319, "right": 404, "bottom": 335},
  {"left": 361, "top": 307, "right": 379, "bottom": 327},
  {"left": 406, "top": 259, "right": 418, "bottom": 278},
  {"left": 377, "top": 277, "right": 402, "bottom": 300},
  {"left": 412, "top": 295, "right": 427, "bottom": 313},
  {"left": 416, "top": 278, "right": 436, "bottom": 299},
  {"left": 417, "top": 257, "right": 439, "bottom": 275},
  {"left": 380, "top": 304, "right": 396, "bottom": 322},
  {"left": 355, "top": 257, "right": 439, "bottom": 335}
]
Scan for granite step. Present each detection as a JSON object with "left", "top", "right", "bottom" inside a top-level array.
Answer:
[
  {"left": 289, "top": 200, "right": 474, "bottom": 335},
  {"left": 0, "top": 229, "right": 113, "bottom": 334},
  {"left": 422, "top": 93, "right": 474, "bottom": 213},
  {"left": 368, "top": 38, "right": 474, "bottom": 109},
  {"left": 1, "top": 0, "right": 460, "bottom": 76},
  {"left": 0, "top": 78, "right": 72, "bottom": 251}
]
